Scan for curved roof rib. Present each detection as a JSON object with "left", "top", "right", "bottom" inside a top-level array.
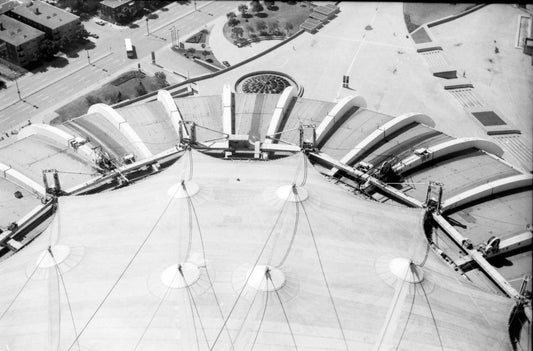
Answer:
[
  {"left": 315, "top": 95, "right": 366, "bottom": 147},
  {"left": 265, "top": 86, "right": 297, "bottom": 144},
  {"left": 156, "top": 89, "right": 184, "bottom": 139},
  {"left": 394, "top": 137, "right": 504, "bottom": 174},
  {"left": 441, "top": 174, "right": 533, "bottom": 212},
  {"left": 328, "top": 112, "right": 435, "bottom": 176}
]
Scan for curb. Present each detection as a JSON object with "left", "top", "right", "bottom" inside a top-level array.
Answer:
[{"left": 0, "top": 52, "right": 113, "bottom": 112}]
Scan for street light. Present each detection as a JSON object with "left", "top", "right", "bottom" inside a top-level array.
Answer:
[
  {"left": 146, "top": 18, "right": 149, "bottom": 36},
  {"left": 14, "top": 78, "right": 21, "bottom": 100},
  {"left": 85, "top": 49, "right": 91, "bottom": 65}
]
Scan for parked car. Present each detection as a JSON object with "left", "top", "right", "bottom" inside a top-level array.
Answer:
[
  {"left": 95, "top": 19, "right": 105, "bottom": 26},
  {"left": 88, "top": 33, "right": 99, "bottom": 39},
  {"left": 222, "top": 61, "right": 231, "bottom": 68}
]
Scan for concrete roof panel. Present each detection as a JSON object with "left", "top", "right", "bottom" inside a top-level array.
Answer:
[
  {"left": 66, "top": 113, "right": 136, "bottom": 162},
  {"left": 320, "top": 108, "right": 394, "bottom": 160},
  {"left": 0, "top": 177, "right": 40, "bottom": 228},
  {"left": 234, "top": 93, "right": 279, "bottom": 141},
  {"left": 403, "top": 150, "right": 520, "bottom": 202},
  {"left": 0, "top": 134, "right": 95, "bottom": 188},
  {"left": 117, "top": 101, "right": 179, "bottom": 155}
]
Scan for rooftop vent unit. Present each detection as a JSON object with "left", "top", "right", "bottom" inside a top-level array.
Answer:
[
  {"left": 69, "top": 137, "right": 87, "bottom": 150},
  {"left": 123, "top": 154, "right": 135, "bottom": 164}
]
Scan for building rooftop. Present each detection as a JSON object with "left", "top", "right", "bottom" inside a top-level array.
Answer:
[
  {"left": 9, "top": 0, "right": 79, "bottom": 30},
  {"left": 0, "top": 0, "right": 17, "bottom": 15},
  {"left": 0, "top": 150, "right": 517, "bottom": 350},
  {"left": 0, "top": 88, "right": 530, "bottom": 350},
  {"left": 0, "top": 14, "right": 44, "bottom": 46},
  {"left": 99, "top": 0, "right": 136, "bottom": 10}
]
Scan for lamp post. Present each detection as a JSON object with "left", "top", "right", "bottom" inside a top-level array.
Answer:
[
  {"left": 86, "top": 49, "right": 90, "bottom": 64},
  {"left": 14, "top": 78, "right": 21, "bottom": 100},
  {"left": 146, "top": 18, "right": 149, "bottom": 35},
  {"left": 169, "top": 27, "right": 174, "bottom": 46}
]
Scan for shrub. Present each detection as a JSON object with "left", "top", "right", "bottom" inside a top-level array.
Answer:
[
  {"left": 256, "top": 20, "right": 267, "bottom": 32},
  {"left": 103, "top": 91, "right": 120, "bottom": 104},
  {"left": 85, "top": 94, "right": 102, "bottom": 105},
  {"left": 228, "top": 17, "right": 239, "bottom": 27},
  {"left": 155, "top": 71, "right": 168, "bottom": 87},
  {"left": 135, "top": 83, "right": 147, "bottom": 96}
]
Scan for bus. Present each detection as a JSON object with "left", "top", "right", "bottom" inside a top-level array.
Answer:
[{"left": 124, "top": 38, "right": 134, "bottom": 58}]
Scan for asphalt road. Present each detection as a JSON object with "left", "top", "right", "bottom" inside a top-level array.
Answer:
[{"left": 0, "top": 1, "right": 236, "bottom": 132}]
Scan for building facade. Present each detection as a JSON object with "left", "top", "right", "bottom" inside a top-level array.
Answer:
[
  {"left": 0, "top": 14, "right": 44, "bottom": 66},
  {"left": 99, "top": 0, "right": 143, "bottom": 24}
]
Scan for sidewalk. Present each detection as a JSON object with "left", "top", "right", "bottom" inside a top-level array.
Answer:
[{"left": 208, "top": 15, "right": 283, "bottom": 65}]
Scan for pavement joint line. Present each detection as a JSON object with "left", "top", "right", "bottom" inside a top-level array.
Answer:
[
  {"left": 0, "top": 52, "right": 113, "bottom": 113},
  {"left": 317, "top": 34, "right": 413, "bottom": 50}
]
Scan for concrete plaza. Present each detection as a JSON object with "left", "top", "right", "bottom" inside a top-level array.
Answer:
[{"left": 195, "top": 2, "right": 491, "bottom": 144}]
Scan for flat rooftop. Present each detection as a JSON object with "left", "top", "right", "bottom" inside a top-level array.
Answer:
[
  {"left": 100, "top": 0, "right": 136, "bottom": 9},
  {"left": 0, "top": 14, "right": 44, "bottom": 46},
  {"left": 9, "top": 0, "right": 79, "bottom": 30}
]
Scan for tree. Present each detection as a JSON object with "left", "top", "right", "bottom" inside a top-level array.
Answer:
[
  {"left": 255, "top": 20, "right": 267, "bottom": 33},
  {"left": 238, "top": 4, "right": 247, "bottom": 18},
  {"left": 39, "top": 39, "right": 59, "bottom": 59},
  {"left": 231, "top": 26, "right": 244, "bottom": 39},
  {"left": 264, "top": 0, "right": 275, "bottom": 9},
  {"left": 228, "top": 17, "right": 239, "bottom": 27},
  {"left": 245, "top": 24, "right": 255, "bottom": 34},
  {"left": 268, "top": 20, "right": 279, "bottom": 34},
  {"left": 85, "top": 94, "right": 102, "bottom": 105},
  {"left": 249, "top": 0, "right": 263, "bottom": 13},
  {"left": 75, "top": 27, "right": 89, "bottom": 41},
  {"left": 226, "top": 11, "right": 236, "bottom": 20},
  {"left": 135, "top": 82, "right": 147, "bottom": 96},
  {"left": 284, "top": 21, "right": 294, "bottom": 34},
  {"left": 155, "top": 71, "right": 168, "bottom": 87},
  {"left": 202, "top": 50, "right": 210, "bottom": 59}
]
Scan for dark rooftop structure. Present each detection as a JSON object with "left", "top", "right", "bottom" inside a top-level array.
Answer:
[
  {"left": 0, "top": 13, "right": 44, "bottom": 46},
  {"left": 9, "top": 0, "right": 79, "bottom": 30}
]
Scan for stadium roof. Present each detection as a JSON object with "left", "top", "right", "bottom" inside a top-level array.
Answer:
[
  {"left": 0, "top": 150, "right": 516, "bottom": 350},
  {"left": 0, "top": 87, "right": 530, "bottom": 350}
]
